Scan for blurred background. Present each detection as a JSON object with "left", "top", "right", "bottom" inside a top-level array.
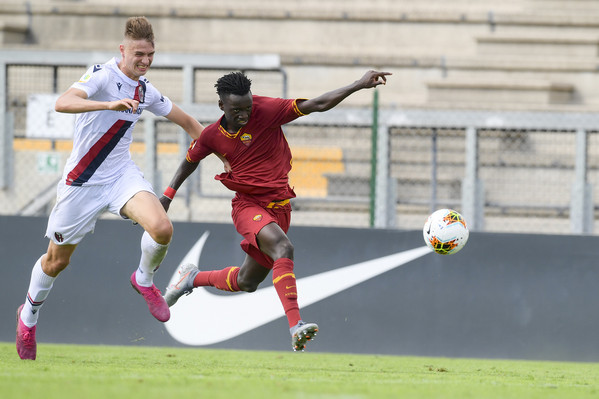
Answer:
[{"left": 2, "top": 0, "right": 599, "bottom": 234}]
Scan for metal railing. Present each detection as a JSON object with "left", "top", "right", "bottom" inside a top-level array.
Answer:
[{"left": 2, "top": 50, "right": 598, "bottom": 234}]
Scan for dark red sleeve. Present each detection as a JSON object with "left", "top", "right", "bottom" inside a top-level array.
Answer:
[
  {"left": 253, "top": 96, "right": 306, "bottom": 127},
  {"left": 186, "top": 132, "right": 213, "bottom": 163}
]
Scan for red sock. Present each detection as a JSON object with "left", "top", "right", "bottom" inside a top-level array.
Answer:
[
  {"left": 272, "top": 258, "right": 301, "bottom": 328},
  {"left": 193, "top": 266, "right": 240, "bottom": 292}
]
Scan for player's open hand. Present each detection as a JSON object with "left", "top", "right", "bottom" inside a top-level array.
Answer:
[
  {"left": 358, "top": 70, "right": 392, "bottom": 89},
  {"left": 109, "top": 98, "right": 139, "bottom": 113}
]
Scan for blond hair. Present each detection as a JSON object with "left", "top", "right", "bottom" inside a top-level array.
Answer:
[{"left": 124, "top": 16, "right": 154, "bottom": 46}]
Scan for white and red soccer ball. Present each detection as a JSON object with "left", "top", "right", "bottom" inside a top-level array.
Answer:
[{"left": 423, "top": 209, "right": 469, "bottom": 255}]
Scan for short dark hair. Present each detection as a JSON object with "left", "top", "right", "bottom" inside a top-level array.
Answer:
[
  {"left": 125, "top": 16, "right": 155, "bottom": 46},
  {"left": 215, "top": 72, "right": 252, "bottom": 97}
]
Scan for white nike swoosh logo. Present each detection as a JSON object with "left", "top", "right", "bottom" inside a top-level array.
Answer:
[{"left": 165, "top": 231, "right": 431, "bottom": 346}]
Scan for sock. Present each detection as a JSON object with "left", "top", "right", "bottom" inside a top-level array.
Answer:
[
  {"left": 135, "top": 231, "right": 169, "bottom": 287},
  {"left": 193, "top": 266, "right": 240, "bottom": 292},
  {"left": 21, "top": 255, "right": 56, "bottom": 327},
  {"left": 272, "top": 258, "right": 301, "bottom": 328}
]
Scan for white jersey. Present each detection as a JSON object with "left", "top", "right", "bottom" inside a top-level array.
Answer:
[{"left": 62, "top": 57, "right": 172, "bottom": 186}]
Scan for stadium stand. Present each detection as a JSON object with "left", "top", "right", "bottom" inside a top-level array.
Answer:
[
  {"left": 1, "top": 0, "right": 599, "bottom": 232},
  {"left": 1, "top": 0, "right": 598, "bottom": 110}
]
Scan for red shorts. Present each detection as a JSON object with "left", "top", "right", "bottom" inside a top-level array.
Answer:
[{"left": 231, "top": 196, "right": 291, "bottom": 269}]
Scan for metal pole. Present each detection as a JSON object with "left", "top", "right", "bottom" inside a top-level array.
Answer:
[
  {"left": 369, "top": 89, "right": 379, "bottom": 227},
  {"left": 144, "top": 115, "right": 160, "bottom": 192},
  {"left": 1, "top": 112, "right": 14, "bottom": 190},
  {"left": 430, "top": 128, "right": 438, "bottom": 213},
  {"left": 182, "top": 65, "right": 195, "bottom": 220},
  {"left": 374, "top": 124, "right": 394, "bottom": 228},
  {"left": 570, "top": 128, "right": 593, "bottom": 234},
  {"left": 0, "top": 62, "right": 9, "bottom": 189},
  {"left": 461, "top": 126, "right": 484, "bottom": 231}
]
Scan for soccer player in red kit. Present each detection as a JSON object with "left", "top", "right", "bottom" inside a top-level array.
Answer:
[{"left": 160, "top": 69, "right": 390, "bottom": 351}]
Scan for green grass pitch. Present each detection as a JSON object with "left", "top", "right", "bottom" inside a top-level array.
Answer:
[{"left": 1, "top": 342, "right": 598, "bottom": 399}]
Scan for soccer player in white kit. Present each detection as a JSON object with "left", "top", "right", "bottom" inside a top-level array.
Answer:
[{"left": 16, "top": 16, "right": 204, "bottom": 360}]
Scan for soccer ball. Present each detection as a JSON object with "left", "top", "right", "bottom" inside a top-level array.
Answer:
[{"left": 423, "top": 209, "right": 469, "bottom": 255}]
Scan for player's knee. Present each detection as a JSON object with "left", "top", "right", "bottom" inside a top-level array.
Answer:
[
  {"left": 42, "top": 255, "right": 69, "bottom": 277},
  {"left": 150, "top": 218, "right": 173, "bottom": 245},
  {"left": 272, "top": 239, "right": 294, "bottom": 260},
  {"left": 240, "top": 283, "right": 259, "bottom": 293},
  {"left": 238, "top": 278, "right": 260, "bottom": 293},
  {"left": 236, "top": 272, "right": 265, "bottom": 292}
]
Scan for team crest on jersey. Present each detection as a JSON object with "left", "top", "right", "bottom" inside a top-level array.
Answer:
[
  {"left": 240, "top": 132, "right": 252, "bottom": 146},
  {"left": 253, "top": 214, "right": 263, "bottom": 222}
]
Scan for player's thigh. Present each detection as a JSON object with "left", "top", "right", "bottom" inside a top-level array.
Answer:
[
  {"left": 107, "top": 162, "right": 158, "bottom": 223},
  {"left": 120, "top": 191, "right": 172, "bottom": 242},
  {"left": 256, "top": 222, "right": 293, "bottom": 260},
  {"left": 109, "top": 164, "right": 172, "bottom": 242},
  {"left": 232, "top": 201, "right": 275, "bottom": 239},
  {"left": 233, "top": 200, "right": 293, "bottom": 263}
]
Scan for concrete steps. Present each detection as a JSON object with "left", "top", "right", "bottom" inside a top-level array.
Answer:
[
  {"left": 427, "top": 78, "right": 575, "bottom": 107},
  {"left": 4, "top": 0, "right": 599, "bottom": 112},
  {"left": 0, "top": 15, "right": 28, "bottom": 44},
  {"left": 476, "top": 33, "right": 599, "bottom": 58}
]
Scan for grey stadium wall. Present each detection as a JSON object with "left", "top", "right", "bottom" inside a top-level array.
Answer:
[{"left": 1, "top": 215, "right": 598, "bottom": 362}]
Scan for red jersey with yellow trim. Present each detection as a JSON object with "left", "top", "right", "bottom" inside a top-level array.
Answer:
[{"left": 186, "top": 95, "right": 305, "bottom": 202}]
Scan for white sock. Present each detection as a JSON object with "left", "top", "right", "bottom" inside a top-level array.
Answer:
[
  {"left": 21, "top": 255, "right": 56, "bottom": 327},
  {"left": 135, "top": 231, "right": 169, "bottom": 287}
]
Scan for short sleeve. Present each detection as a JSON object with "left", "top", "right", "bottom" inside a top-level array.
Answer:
[
  {"left": 186, "top": 137, "right": 211, "bottom": 163},
  {"left": 71, "top": 64, "right": 107, "bottom": 98},
  {"left": 252, "top": 96, "right": 305, "bottom": 127},
  {"left": 144, "top": 83, "right": 173, "bottom": 117}
]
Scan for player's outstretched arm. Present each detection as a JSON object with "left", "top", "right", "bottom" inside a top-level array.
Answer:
[
  {"left": 55, "top": 87, "right": 139, "bottom": 114},
  {"left": 159, "top": 158, "right": 199, "bottom": 212},
  {"left": 296, "top": 70, "right": 391, "bottom": 115},
  {"left": 165, "top": 103, "right": 204, "bottom": 140}
]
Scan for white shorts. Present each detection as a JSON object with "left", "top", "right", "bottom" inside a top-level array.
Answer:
[{"left": 45, "top": 163, "right": 155, "bottom": 245}]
